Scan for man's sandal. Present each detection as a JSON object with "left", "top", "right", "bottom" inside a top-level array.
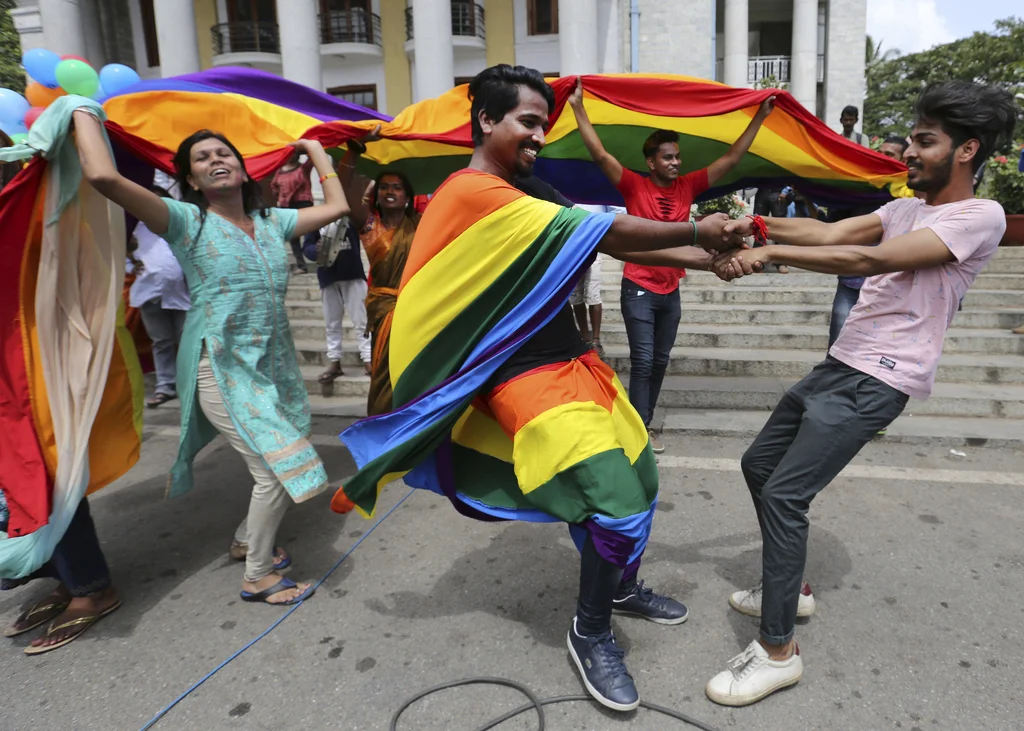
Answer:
[
  {"left": 146, "top": 392, "right": 177, "bottom": 409},
  {"left": 228, "top": 542, "right": 292, "bottom": 571},
  {"left": 240, "top": 577, "right": 314, "bottom": 605},
  {"left": 4, "top": 597, "right": 71, "bottom": 638},
  {"left": 23, "top": 600, "right": 121, "bottom": 655}
]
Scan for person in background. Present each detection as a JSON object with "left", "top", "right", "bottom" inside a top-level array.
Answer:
[
  {"left": 569, "top": 77, "right": 775, "bottom": 454},
  {"left": 840, "top": 105, "right": 869, "bottom": 147},
  {"left": 271, "top": 150, "right": 314, "bottom": 274},
  {"left": 336, "top": 127, "right": 421, "bottom": 415},
  {"left": 570, "top": 203, "right": 616, "bottom": 358},
  {"left": 302, "top": 217, "right": 371, "bottom": 382},
  {"left": 129, "top": 185, "right": 191, "bottom": 408}
]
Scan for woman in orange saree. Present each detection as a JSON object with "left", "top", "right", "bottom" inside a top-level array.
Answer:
[{"left": 346, "top": 168, "right": 420, "bottom": 416}]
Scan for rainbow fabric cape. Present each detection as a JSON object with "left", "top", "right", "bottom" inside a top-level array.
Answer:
[
  {"left": 331, "top": 171, "right": 617, "bottom": 519},
  {"left": 0, "top": 97, "right": 143, "bottom": 577},
  {"left": 99, "top": 68, "right": 907, "bottom": 206}
]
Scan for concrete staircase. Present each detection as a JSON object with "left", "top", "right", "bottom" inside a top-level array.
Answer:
[{"left": 285, "top": 246, "right": 1024, "bottom": 447}]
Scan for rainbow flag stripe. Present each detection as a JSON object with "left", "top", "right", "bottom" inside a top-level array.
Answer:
[
  {"left": 331, "top": 170, "right": 630, "bottom": 520},
  {"left": 101, "top": 69, "right": 907, "bottom": 205}
]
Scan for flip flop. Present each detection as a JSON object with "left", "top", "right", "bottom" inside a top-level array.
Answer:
[
  {"left": 146, "top": 392, "right": 177, "bottom": 409},
  {"left": 4, "top": 597, "right": 71, "bottom": 638},
  {"left": 23, "top": 600, "right": 121, "bottom": 655},
  {"left": 228, "top": 544, "right": 292, "bottom": 571},
  {"left": 318, "top": 367, "right": 344, "bottom": 384},
  {"left": 240, "top": 577, "right": 314, "bottom": 605}
]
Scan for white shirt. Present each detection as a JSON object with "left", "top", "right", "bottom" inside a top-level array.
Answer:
[{"left": 128, "top": 221, "right": 191, "bottom": 310}]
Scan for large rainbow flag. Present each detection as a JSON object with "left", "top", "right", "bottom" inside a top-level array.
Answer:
[
  {"left": 99, "top": 68, "right": 907, "bottom": 206},
  {"left": 330, "top": 170, "right": 650, "bottom": 526},
  {"left": 0, "top": 98, "right": 144, "bottom": 577}
]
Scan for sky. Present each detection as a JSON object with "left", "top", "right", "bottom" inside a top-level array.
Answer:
[{"left": 866, "top": 0, "right": 1020, "bottom": 56}]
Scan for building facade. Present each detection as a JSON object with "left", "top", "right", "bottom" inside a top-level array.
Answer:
[{"left": 11, "top": 0, "right": 865, "bottom": 127}]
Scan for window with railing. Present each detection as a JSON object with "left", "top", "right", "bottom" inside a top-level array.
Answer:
[
  {"left": 527, "top": 0, "right": 557, "bottom": 35},
  {"left": 319, "top": 0, "right": 381, "bottom": 46},
  {"left": 328, "top": 84, "right": 378, "bottom": 111},
  {"left": 214, "top": 0, "right": 280, "bottom": 55},
  {"left": 405, "top": 2, "right": 485, "bottom": 41}
]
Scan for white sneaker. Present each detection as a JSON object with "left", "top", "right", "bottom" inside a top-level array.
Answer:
[
  {"left": 729, "top": 580, "right": 816, "bottom": 618},
  {"left": 706, "top": 640, "right": 803, "bottom": 706}
]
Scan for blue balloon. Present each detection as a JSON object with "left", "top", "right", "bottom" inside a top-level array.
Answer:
[
  {"left": 0, "top": 88, "right": 30, "bottom": 126},
  {"left": 92, "top": 82, "right": 107, "bottom": 104},
  {"left": 99, "top": 64, "right": 141, "bottom": 97},
  {"left": 22, "top": 48, "right": 62, "bottom": 89},
  {"left": 0, "top": 119, "right": 29, "bottom": 138}
]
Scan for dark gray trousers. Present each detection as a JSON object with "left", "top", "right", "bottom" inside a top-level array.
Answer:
[{"left": 741, "top": 357, "right": 909, "bottom": 644}]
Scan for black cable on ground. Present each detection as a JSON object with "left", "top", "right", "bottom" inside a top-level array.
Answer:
[{"left": 389, "top": 677, "right": 722, "bottom": 731}]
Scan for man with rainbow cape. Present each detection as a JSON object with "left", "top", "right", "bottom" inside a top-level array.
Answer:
[{"left": 331, "top": 65, "right": 753, "bottom": 711}]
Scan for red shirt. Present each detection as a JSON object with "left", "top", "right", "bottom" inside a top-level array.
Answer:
[
  {"left": 615, "top": 167, "right": 710, "bottom": 294},
  {"left": 271, "top": 158, "right": 314, "bottom": 207}
]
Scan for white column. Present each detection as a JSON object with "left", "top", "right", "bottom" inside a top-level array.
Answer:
[
  {"left": 412, "top": 0, "right": 454, "bottom": 101},
  {"left": 597, "top": 0, "right": 622, "bottom": 74},
  {"left": 277, "top": 0, "right": 323, "bottom": 90},
  {"left": 152, "top": 0, "right": 201, "bottom": 77},
  {"left": 723, "top": 0, "right": 748, "bottom": 87},
  {"left": 559, "top": 0, "right": 600, "bottom": 75},
  {"left": 790, "top": 0, "right": 817, "bottom": 110},
  {"left": 38, "top": 0, "right": 86, "bottom": 59}
]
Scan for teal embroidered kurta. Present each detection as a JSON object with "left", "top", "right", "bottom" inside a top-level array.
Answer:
[{"left": 162, "top": 199, "right": 328, "bottom": 502}]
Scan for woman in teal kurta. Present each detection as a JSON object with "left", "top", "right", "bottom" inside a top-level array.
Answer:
[{"left": 72, "top": 110, "right": 350, "bottom": 605}]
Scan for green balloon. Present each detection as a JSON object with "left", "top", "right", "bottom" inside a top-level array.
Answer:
[
  {"left": 11, "top": 132, "right": 27, "bottom": 143},
  {"left": 55, "top": 59, "right": 99, "bottom": 98}
]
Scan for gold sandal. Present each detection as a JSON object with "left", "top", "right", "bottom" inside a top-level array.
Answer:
[
  {"left": 4, "top": 597, "right": 71, "bottom": 638},
  {"left": 23, "top": 600, "right": 121, "bottom": 655}
]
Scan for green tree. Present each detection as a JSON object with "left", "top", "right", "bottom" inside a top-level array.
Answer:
[
  {"left": 865, "top": 35, "right": 899, "bottom": 71},
  {"left": 864, "top": 17, "right": 1024, "bottom": 138},
  {"left": 0, "top": 0, "right": 25, "bottom": 93}
]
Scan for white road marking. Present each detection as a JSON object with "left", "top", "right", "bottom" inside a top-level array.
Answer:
[{"left": 655, "top": 456, "right": 1024, "bottom": 486}]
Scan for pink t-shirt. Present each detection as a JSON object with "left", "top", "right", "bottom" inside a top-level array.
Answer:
[{"left": 829, "top": 197, "right": 1005, "bottom": 399}]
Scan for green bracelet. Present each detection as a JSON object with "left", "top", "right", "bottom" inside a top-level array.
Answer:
[{"left": 691, "top": 220, "right": 698, "bottom": 246}]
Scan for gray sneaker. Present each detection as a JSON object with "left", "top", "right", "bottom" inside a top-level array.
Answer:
[
  {"left": 648, "top": 429, "right": 665, "bottom": 454},
  {"left": 567, "top": 618, "right": 640, "bottom": 712},
  {"left": 613, "top": 580, "right": 689, "bottom": 625}
]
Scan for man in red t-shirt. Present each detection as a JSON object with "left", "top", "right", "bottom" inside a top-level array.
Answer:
[{"left": 568, "top": 79, "right": 774, "bottom": 453}]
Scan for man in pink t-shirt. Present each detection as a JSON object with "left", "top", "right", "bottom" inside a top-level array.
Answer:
[{"left": 695, "top": 81, "right": 1016, "bottom": 708}]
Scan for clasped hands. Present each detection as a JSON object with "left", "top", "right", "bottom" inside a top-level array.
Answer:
[{"left": 696, "top": 213, "right": 771, "bottom": 282}]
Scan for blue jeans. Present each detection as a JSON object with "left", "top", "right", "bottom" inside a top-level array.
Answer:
[
  {"left": 140, "top": 299, "right": 187, "bottom": 396},
  {"left": 621, "top": 281, "right": 681, "bottom": 426},
  {"left": 828, "top": 281, "right": 861, "bottom": 348}
]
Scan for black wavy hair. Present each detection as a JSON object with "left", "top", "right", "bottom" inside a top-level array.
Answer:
[
  {"left": 172, "top": 130, "right": 269, "bottom": 217},
  {"left": 914, "top": 81, "right": 1018, "bottom": 172},
  {"left": 373, "top": 169, "right": 416, "bottom": 218},
  {"left": 841, "top": 105, "right": 860, "bottom": 119},
  {"left": 467, "top": 64, "right": 555, "bottom": 146},
  {"left": 642, "top": 130, "right": 680, "bottom": 159}
]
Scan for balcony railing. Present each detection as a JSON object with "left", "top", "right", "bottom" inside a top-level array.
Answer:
[
  {"left": 405, "top": 2, "right": 485, "bottom": 42},
  {"left": 714, "top": 54, "right": 826, "bottom": 85},
  {"left": 211, "top": 21, "right": 280, "bottom": 56},
  {"left": 319, "top": 8, "right": 381, "bottom": 46}
]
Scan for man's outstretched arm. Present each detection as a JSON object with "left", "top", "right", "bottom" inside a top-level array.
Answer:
[
  {"left": 723, "top": 212, "right": 885, "bottom": 248},
  {"left": 706, "top": 97, "right": 775, "bottom": 186},
  {"left": 567, "top": 78, "right": 624, "bottom": 186},
  {"left": 598, "top": 212, "right": 745, "bottom": 256}
]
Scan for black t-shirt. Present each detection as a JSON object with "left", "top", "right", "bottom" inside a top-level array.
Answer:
[{"left": 486, "top": 176, "right": 591, "bottom": 388}]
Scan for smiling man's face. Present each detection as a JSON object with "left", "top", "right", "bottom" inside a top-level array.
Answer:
[{"left": 479, "top": 84, "right": 549, "bottom": 178}]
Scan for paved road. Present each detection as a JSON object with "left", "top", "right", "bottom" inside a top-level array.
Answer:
[{"left": 3, "top": 408, "right": 1024, "bottom": 731}]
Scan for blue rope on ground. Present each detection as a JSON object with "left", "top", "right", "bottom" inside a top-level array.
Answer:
[{"left": 138, "top": 488, "right": 416, "bottom": 731}]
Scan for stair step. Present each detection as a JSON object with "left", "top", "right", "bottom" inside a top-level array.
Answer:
[
  {"left": 629, "top": 376, "right": 1024, "bottom": 419},
  {"left": 659, "top": 408, "right": 1024, "bottom": 449}
]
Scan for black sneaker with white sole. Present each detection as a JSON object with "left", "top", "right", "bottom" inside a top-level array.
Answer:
[
  {"left": 612, "top": 580, "right": 689, "bottom": 625},
  {"left": 567, "top": 618, "right": 640, "bottom": 712}
]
